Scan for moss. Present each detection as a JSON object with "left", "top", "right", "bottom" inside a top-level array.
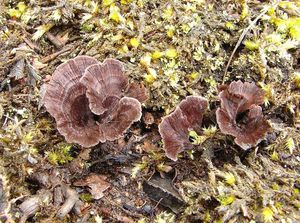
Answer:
[
  {"left": 80, "top": 193, "right": 93, "bottom": 202},
  {"left": 0, "top": 0, "right": 300, "bottom": 222},
  {"left": 46, "top": 144, "right": 74, "bottom": 165}
]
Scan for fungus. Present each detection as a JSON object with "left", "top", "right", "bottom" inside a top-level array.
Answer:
[
  {"left": 98, "top": 97, "right": 142, "bottom": 142},
  {"left": 158, "top": 96, "right": 208, "bottom": 161},
  {"left": 126, "top": 82, "right": 149, "bottom": 103},
  {"left": 43, "top": 56, "right": 146, "bottom": 147},
  {"left": 80, "top": 59, "right": 148, "bottom": 115},
  {"left": 80, "top": 59, "right": 128, "bottom": 115},
  {"left": 216, "top": 80, "right": 271, "bottom": 149},
  {"left": 43, "top": 56, "right": 100, "bottom": 147},
  {"left": 79, "top": 58, "right": 146, "bottom": 141}
]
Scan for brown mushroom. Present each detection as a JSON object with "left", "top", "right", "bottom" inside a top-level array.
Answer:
[
  {"left": 79, "top": 58, "right": 146, "bottom": 141},
  {"left": 126, "top": 82, "right": 149, "bottom": 103},
  {"left": 80, "top": 59, "right": 148, "bottom": 115},
  {"left": 99, "top": 97, "right": 142, "bottom": 141},
  {"left": 44, "top": 56, "right": 145, "bottom": 147},
  {"left": 80, "top": 59, "right": 128, "bottom": 115},
  {"left": 216, "top": 80, "right": 271, "bottom": 149},
  {"left": 43, "top": 56, "right": 101, "bottom": 147},
  {"left": 158, "top": 96, "right": 208, "bottom": 161}
]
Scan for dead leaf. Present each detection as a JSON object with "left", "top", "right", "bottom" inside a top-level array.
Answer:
[{"left": 74, "top": 174, "right": 110, "bottom": 200}]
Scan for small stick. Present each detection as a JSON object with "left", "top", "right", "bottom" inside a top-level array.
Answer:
[
  {"left": 56, "top": 185, "right": 79, "bottom": 219},
  {"left": 41, "top": 1, "right": 66, "bottom": 11},
  {"left": 22, "top": 37, "right": 41, "bottom": 53},
  {"left": 138, "top": 12, "right": 146, "bottom": 40},
  {"left": 153, "top": 198, "right": 163, "bottom": 210},
  {"left": 41, "top": 46, "right": 72, "bottom": 63},
  {"left": 222, "top": 2, "right": 279, "bottom": 84},
  {"left": 46, "top": 32, "right": 64, "bottom": 49}
]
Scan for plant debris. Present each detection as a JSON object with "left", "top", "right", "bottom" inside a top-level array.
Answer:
[
  {"left": 0, "top": 0, "right": 300, "bottom": 222},
  {"left": 143, "top": 173, "right": 185, "bottom": 214},
  {"left": 74, "top": 174, "right": 110, "bottom": 200}
]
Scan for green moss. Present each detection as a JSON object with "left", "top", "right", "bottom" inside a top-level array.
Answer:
[
  {"left": 46, "top": 144, "right": 74, "bottom": 165},
  {"left": 80, "top": 193, "right": 93, "bottom": 202}
]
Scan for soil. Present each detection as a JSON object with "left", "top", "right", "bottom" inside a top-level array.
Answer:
[{"left": 0, "top": 1, "right": 300, "bottom": 223}]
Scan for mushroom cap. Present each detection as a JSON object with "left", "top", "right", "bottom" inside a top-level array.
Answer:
[
  {"left": 219, "top": 80, "right": 265, "bottom": 121},
  {"left": 216, "top": 81, "right": 270, "bottom": 149},
  {"left": 158, "top": 96, "right": 208, "bottom": 161},
  {"left": 216, "top": 105, "right": 270, "bottom": 149},
  {"left": 79, "top": 58, "right": 145, "bottom": 142},
  {"left": 44, "top": 56, "right": 145, "bottom": 147},
  {"left": 99, "top": 96, "right": 142, "bottom": 142},
  {"left": 126, "top": 82, "right": 149, "bottom": 103},
  {"left": 80, "top": 59, "right": 148, "bottom": 115},
  {"left": 43, "top": 56, "right": 101, "bottom": 147},
  {"left": 80, "top": 59, "right": 128, "bottom": 115}
]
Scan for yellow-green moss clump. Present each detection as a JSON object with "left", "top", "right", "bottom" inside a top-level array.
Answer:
[
  {"left": 1, "top": 0, "right": 300, "bottom": 222},
  {"left": 181, "top": 150, "right": 300, "bottom": 222}
]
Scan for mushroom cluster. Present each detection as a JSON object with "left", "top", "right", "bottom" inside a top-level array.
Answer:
[
  {"left": 216, "top": 81, "right": 270, "bottom": 149},
  {"left": 158, "top": 81, "right": 271, "bottom": 161},
  {"left": 43, "top": 56, "right": 148, "bottom": 147}
]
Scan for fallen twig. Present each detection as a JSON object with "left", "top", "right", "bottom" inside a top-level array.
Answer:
[
  {"left": 46, "top": 32, "right": 64, "bottom": 49},
  {"left": 41, "top": 1, "right": 66, "bottom": 11},
  {"left": 222, "top": 2, "right": 279, "bottom": 84},
  {"left": 41, "top": 45, "right": 73, "bottom": 63},
  {"left": 56, "top": 184, "right": 79, "bottom": 219},
  {"left": 22, "top": 37, "right": 41, "bottom": 53}
]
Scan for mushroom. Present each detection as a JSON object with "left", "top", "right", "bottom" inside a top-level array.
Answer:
[
  {"left": 43, "top": 56, "right": 147, "bottom": 147},
  {"left": 79, "top": 59, "right": 128, "bottom": 115},
  {"left": 80, "top": 59, "right": 148, "bottom": 115},
  {"left": 79, "top": 58, "right": 147, "bottom": 142},
  {"left": 98, "top": 97, "right": 142, "bottom": 142},
  {"left": 43, "top": 56, "right": 101, "bottom": 147},
  {"left": 126, "top": 82, "right": 149, "bottom": 103},
  {"left": 216, "top": 80, "right": 271, "bottom": 149},
  {"left": 158, "top": 96, "right": 208, "bottom": 161}
]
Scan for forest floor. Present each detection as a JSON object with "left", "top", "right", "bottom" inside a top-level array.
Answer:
[{"left": 1, "top": 0, "right": 300, "bottom": 223}]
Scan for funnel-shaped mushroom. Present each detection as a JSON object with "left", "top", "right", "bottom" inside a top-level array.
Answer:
[
  {"left": 79, "top": 58, "right": 148, "bottom": 142},
  {"left": 80, "top": 59, "right": 148, "bottom": 115},
  {"left": 43, "top": 56, "right": 100, "bottom": 147},
  {"left": 216, "top": 81, "right": 270, "bottom": 149},
  {"left": 80, "top": 59, "right": 128, "bottom": 115},
  {"left": 99, "top": 97, "right": 142, "bottom": 142},
  {"left": 158, "top": 96, "right": 208, "bottom": 161},
  {"left": 44, "top": 56, "right": 147, "bottom": 147}
]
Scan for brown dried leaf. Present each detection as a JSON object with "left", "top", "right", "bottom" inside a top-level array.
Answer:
[{"left": 74, "top": 174, "right": 110, "bottom": 200}]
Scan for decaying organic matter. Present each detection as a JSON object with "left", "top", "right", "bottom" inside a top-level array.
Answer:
[
  {"left": 216, "top": 81, "right": 271, "bottom": 149},
  {"left": 143, "top": 173, "right": 185, "bottom": 213},
  {"left": 159, "top": 96, "right": 208, "bottom": 161},
  {"left": 1, "top": 0, "right": 300, "bottom": 222},
  {"left": 74, "top": 174, "right": 110, "bottom": 200}
]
